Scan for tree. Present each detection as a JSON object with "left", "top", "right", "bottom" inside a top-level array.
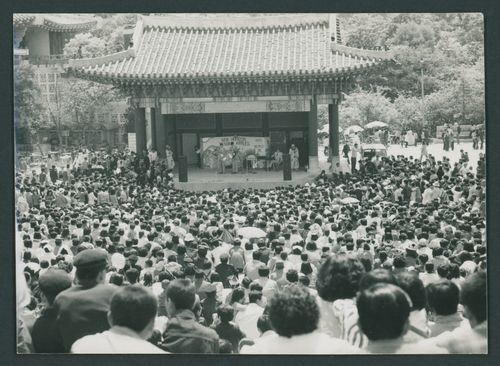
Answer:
[
  {"left": 64, "top": 33, "right": 108, "bottom": 59},
  {"left": 339, "top": 89, "right": 399, "bottom": 130},
  {"left": 14, "top": 62, "right": 46, "bottom": 151}
]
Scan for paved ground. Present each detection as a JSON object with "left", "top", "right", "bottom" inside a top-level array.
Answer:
[{"left": 319, "top": 141, "right": 485, "bottom": 170}]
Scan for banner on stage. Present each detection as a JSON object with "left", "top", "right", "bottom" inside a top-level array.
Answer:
[
  {"left": 201, "top": 136, "right": 270, "bottom": 169},
  {"left": 128, "top": 133, "right": 136, "bottom": 153}
]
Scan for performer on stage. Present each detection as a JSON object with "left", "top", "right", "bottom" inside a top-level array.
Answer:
[
  {"left": 271, "top": 148, "right": 283, "bottom": 170},
  {"left": 165, "top": 145, "right": 175, "bottom": 170},
  {"left": 216, "top": 143, "right": 226, "bottom": 174},
  {"left": 230, "top": 142, "right": 240, "bottom": 174},
  {"left": 289, "top": 144, "right": 299, "bottom": 171}
]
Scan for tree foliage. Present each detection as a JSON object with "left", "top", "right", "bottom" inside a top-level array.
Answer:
[
  {"left": 14, "top": 63, "right": 45, "bottom": 134},
  {"left": 338, "top": 13, "right": 484, "bottom": 131}
]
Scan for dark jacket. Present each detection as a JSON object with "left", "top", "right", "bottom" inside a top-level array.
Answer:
[
  {"left": 53, "top": 283, "right": 118, "bottom": 351},
  {"left": 215, "top": 262, "right": 236, "bottom": 288},
  {"left": 161, "top": 309, "right": 219, "bottom": 353},
  {"left": 31, "top": 306, "right": 65, "bottom": 353},
  {"left": 213, "top": 321, "right": 246, "bottom": 353}
]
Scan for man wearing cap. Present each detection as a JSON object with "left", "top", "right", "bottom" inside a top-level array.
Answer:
[
  {"left": 31, "top": 269, "right": 73, "bottom": 353},
  {"left": 53, "top": 249, "right": 119, "bottom": 351},
  {"left": 71, "top": 286, "right": 166, "bottom": 353}
]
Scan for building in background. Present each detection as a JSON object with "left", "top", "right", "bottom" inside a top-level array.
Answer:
[
  {"left": 14, "top": 14, "right": 128, "bottom": 151},
  {"left": 69, "top": 14, "right": 392, "bottom": 169}
]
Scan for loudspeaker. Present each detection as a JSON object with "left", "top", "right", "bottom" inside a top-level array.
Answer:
[
  {"left": 283, "top": 153, "right": 292, "bottom": 181},
  {"left": 178, "top": 156, "right": 188, "bottom": 182}
]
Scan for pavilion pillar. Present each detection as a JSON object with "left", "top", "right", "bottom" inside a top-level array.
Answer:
[
  {"left": 328, "top": 101, "right": 340, "bottom": 171},
  {"left": 154, "top": 108, "right": 166, "bottom": 158},
  {"left": 308, "top": 98, "right": 319, "bottom": 172},
  {"left": 134, "top": 107, "right": 146, "bottom": 157}
]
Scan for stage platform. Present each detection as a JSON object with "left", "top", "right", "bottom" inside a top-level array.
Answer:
[{"left": 173, "top": 167, "right": 319, "bottom": 191}]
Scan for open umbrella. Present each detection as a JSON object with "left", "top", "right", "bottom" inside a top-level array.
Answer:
[
  {"left": 341, "top": 197, "right": 360, "bottom": 204},
  {"left": 365, "top": 121, "right": 388, "bottom": 129},
  {"left": 343, "top": 125, "right": 364, "bottom": 134},
  {"left": 237, "top": 227, "right": 267, "bottom": 238}
]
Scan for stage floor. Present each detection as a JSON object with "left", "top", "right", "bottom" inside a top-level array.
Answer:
[{"left": 173, "top": 167, "right": 318, "bottom": 191}]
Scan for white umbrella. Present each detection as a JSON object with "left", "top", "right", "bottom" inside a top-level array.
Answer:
[
  {"left": 343, "top": 125, "right": 364, "bottom": 134},
  {"left": 237, "top": 227, "right": 267, "bottom": 238},
  {"left": 365, "top": 121, "right": 388, "bottom": 129},
  {"left": 341, "top": 197, "right": 360, "bottom": 204}
]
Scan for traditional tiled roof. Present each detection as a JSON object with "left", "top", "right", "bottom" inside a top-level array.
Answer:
[
  {"left": 13, "top": 14, "right": 96, "bottom": 32},
  {"left": 69, "top": 14, "right": 391, "bottom": 84},
  {"left": 13, "top": 14, "right": 36, "bottom": 28}
]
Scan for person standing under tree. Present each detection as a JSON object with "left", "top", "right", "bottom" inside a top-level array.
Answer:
[
  {"left": 420, "top": 140, "right": 429, "bottom": 161},
  {"left": 289, "top": 144, "right": 299, "bottom": 171}
]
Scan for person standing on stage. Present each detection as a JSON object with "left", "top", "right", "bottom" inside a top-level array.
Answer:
[
  {"left": 194, "top": 145, "right": 201, "bottom": 168},
  {"left": 165, "top": 145, "right": 175, "bottom": 170},
  {"left": 271, "top": 149, "right": 283, "bottom": 170},
  {"left": 230, "top": 142, "right": 240, "bottom": 174},
  {"left": 289, "top": 144, "right": 299, "bottom": 171},
  {"left": 217, "top": 143, "right": 226, "bottom": 174}
]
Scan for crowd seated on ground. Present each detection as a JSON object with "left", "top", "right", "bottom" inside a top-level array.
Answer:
[{"left": 15, "top": 146, "right": 486, "bottom": 354}]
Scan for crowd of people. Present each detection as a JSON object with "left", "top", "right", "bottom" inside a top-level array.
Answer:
[{"left": 15, "top": 143, "right": 487, "bottom": 354}]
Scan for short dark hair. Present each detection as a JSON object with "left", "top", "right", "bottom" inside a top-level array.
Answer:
[
  {"left": 359, "top": 269, "right": 397, "bottom": 291},
  {"left": 125, "top": 268, "right": 139, "bottom": 284},
  {"left": 286, "top": 269, "right": 299, "bottom": 283},
  {"left": 248, "top": 290, "right": 262, "bottom": 304},
  {"left": 316, "top": 255, "right": 365, "bottom": 302},
  {"left": 426, "top": 280, "right": 460, "bottom": 316},
  {"left": 460, "top": 270, "right": 486, "bottom": 323},
  {"left": 216, "top": 304, "right": 234, "bottom": 323},
  {"left": 396, "top": 272, "right": 426, "bottom": 310},
  {"left": 268, "top": 286, "right": 319, "bottom": 338},
  {"left": 357, "top": 283, "right": 411, "bottom": 341},
  {"left": 166, "top": 279, "right": 196, "bottom": 310},
  {"left": 109, "top": 273, "right": 124, "bottom": 286},
  {"left": 110, "top": 286, "right": 157, "bottom": 333},
  {"left": 258, "top": 266, "right": 270, "bottom": 277}
]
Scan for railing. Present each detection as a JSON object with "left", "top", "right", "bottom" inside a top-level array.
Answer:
[{"left": 28, "top": 54, "right": 69, "bottom": 65}]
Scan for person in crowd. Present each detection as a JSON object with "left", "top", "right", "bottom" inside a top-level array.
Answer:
[
  {"left": 395, "top": 271, "right": 430, "bottom": 341},
  {"left": 211, "top": 304, "right": 246, "bottom": 353},
  {"left": 15, "top": 143, "right": 486, "bottom": 354},
  {"left": 71, "top": 285, "right": 165, "bottom": 353},
  {"left": 234, "top": 290, "right": 265, "bottom": 340},
  {"left": 351, "top": 143, "right": 361, "bottom": 174},
  {"left": 417, "top": 270, "right": 487, "bottom": 353},
  {"left": 357, "top": 283, "right": 445, "bottom": 353},
  {"left": 425, "top": 280, "right": 469, "bottom": 337},
  {"left": 52, "top": 249, "right": 119, "bottom": 351},
  {"left": 241, "top": 286, "right": 360, "bottom": 354},
  {"left": 161, "top": 279, "right": 219, "bottom": 353},
  {"left": 31, "top": 268, "right": 73, "bottom": 353}
]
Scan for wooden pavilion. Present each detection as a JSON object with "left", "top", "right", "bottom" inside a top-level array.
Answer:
[{"left": 68, "top": 14, "right": 391, "bottom": 171}]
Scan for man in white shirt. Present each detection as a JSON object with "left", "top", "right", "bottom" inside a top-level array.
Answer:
[
  {"left": 71, "top": 286, "right": 166, "bottom": 353},
  {"left": 234, "top": 291, "right": 265, "bottom": 339},
  {"left": 254, "top": 266, "right": 279, "bottom": 300}
]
